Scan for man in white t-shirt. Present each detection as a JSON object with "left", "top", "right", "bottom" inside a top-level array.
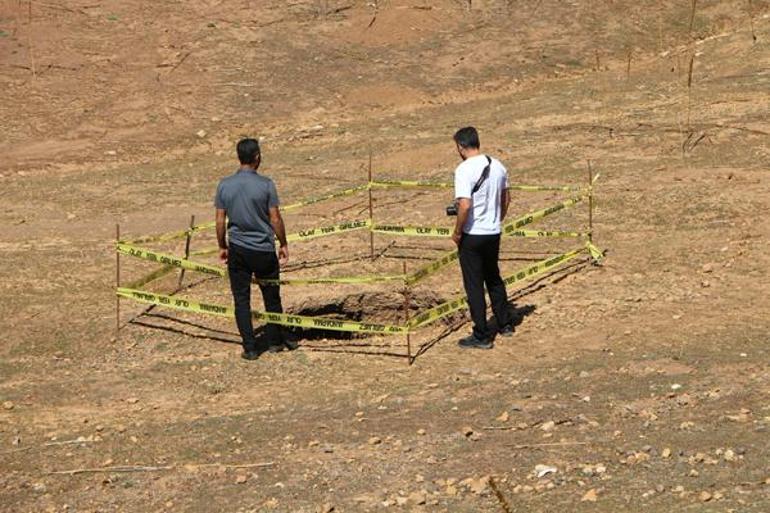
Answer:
[{"left": 451, "top": 127, "right": 513, "bottom": 349}]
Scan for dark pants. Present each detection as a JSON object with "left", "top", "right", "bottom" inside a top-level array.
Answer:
[
  {"left": 227, "top": 244, "right": 284, "bottom": 352},
  {"left": 458, "top": 233, "right": 511, "bottom": 341}
]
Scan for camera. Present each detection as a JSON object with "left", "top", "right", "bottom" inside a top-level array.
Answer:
[{"left": 445, "top": 201, "right": 458, "bottom": 216}]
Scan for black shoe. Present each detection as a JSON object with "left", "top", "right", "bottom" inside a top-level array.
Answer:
[
  {"left": 241, "top": 349, "right": 263, "bottom": 360},
  {"left": 267, "top": 343, "right": 285, "bottom": 353},
  {"left": 458, "top": 335, "right": 493, "bottom": 350},
  {"left": 282, "top": 339, "right": 299, "bottom": 351},
  {"left": 499, "top": 324, "right": 514, "bottom": 338}
]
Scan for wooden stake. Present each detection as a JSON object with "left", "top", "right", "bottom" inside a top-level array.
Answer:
[
  {"left": 116, "top": 223, "right": 121, "bottom": 339},
  {"left": 27, "top": 1, "right": 36, "bottom": 79},
  {"left": 587, "top": 161, "right": 593, "bottom": 243},
  {"left": 626, "top": 46, "right": 632, "bottom": 80},
  {"left": 688, "top": 0, "right": 698, "bottom": 34},
  {"left": 177, "top": 215, "right": 196, "bottom": 289},
  {"left": 368, "top": 149, "right": 375, "bottom": 259},
  {"left": 403, "top": 261, "right": 412, "bottom": 365}
]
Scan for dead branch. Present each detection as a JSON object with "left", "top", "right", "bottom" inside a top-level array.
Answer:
[
  {"left": 47, "top": 461, "right": 274, "bottom": 476},
  {"left": 367, "top": 0, "right": 378, "bottom": 28},
  {"left": 503, "top": 441, "right": 590, "bottom": 449},
  {"left": 489, "top": 477, "right": 514, "bottom": 513}
]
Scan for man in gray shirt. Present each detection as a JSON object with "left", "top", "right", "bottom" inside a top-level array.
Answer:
[{"left": 215, "top": 138, "right": 292, "bottom": 360}]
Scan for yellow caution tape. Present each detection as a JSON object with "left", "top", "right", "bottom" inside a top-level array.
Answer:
[
  {"left": 370, "top": 180, "right": 453, "bottom": 189},
  {"left": 502, "top": 195, "right": 585, "bottom": 235},
  {"left": 287, "top": 219, "right": 370, "bottom": 242},
  {"left": 116, "top": 287, "right": 407, "bottom": 334},
  {"left": 508, "top": 229, "right": 586, "bottom": 238},
  {"left": 119, "top": 242, "right": 403, "bottom": 286},
  {"left": 402, "top": 196, "right": 585, "bottom": 285},
  {"left": 282, "top": 184, "right": 368, "bottom": 211},
  {"left": 370, "top": 180, "right": 578, "bottom": 192},
  {"left": 372, "top": 224, "right": 452, "bottom": 237},
  {"left": 408, "top": 246, "right": 588, "bottom": 328},
  {"left": 508, "top": 184, "right": 579, "bottom": 192},
  {"left": 371, "top": 226, "right": 585, "bottom": 239},
  {"left": 256, "top": 275, "right": 405, "bottom": 286},
  {"left": 123, "top": 181, "right": 586, "bottom": 245},
  {"left": 123, "top": 185, "right": 367, "bottom": 245},
  {"left": 586, "top": 241, "right": 604, "bottom": 261},
  {"left": 125, "top": 265, "right": 177, "bottom": 290},
  {"left": 406, "top": 249, "right": 459, "bottom": 285},
  {"left": 117, "top": 243, "right": 226, "bottom": 277}
]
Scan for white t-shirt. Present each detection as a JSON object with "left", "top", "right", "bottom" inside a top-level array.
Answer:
[{"left": 454, "top": 154, "right": 508, "bottom": 235}]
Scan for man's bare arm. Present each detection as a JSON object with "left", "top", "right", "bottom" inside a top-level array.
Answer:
[
  {"left": 452, "top": 198, "right": 472, "bottom": 246},
  {"left": 216, "top": 208, "right": 228, "bottom": 262},
  {"left": 269, "top": 206, "right": 289, "bottom": 264},
  {"left": 501, "top": 188, "right": 511, "bottom": 220}
]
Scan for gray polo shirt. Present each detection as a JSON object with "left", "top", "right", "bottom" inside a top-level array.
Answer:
[{"left": 214, "top": 169, "right": 280, "bottom": 252}]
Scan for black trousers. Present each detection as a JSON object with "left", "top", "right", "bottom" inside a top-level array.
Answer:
[
  {"left": 458, "top": 233, "right": 511, "bottom": 340},
  {"left": 227, "top": 244, "right": 284, "bottom": 352}
]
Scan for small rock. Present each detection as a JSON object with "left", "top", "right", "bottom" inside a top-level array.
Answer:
[
  {"left": 581, "top": 488, "right": 598, "bottom": 502},
  {"left": 673, "top": 485, "right": 685, "bottom": 493},
  {"left": 126, "top": 398, "right": 139, "bottom": 404},
  {"left": 535, "top": 464, "right": 557, "bottom": 478},
  {"left": 723, "top": 449, "right": 736, "bottom": 462},
  {"left": 3, "top": 401, "right": 14, "bottom": 410},
  {"left": 235, "top": 474, "right": 248, "bottom": 484},
  {"left": 196, "top": 129, "right": 207, "bottom": 138},
  {"left": 579, "top": 371, "right": 590, "bottom": 378},
  {"left": 468, "top": 476, "right": 490, "bottom": 494},
  {"left": 540, "top": 421, "right": 556, "bottom": 432},
  {"left": 699, "top": 491, "right": 712, "bottom": 502},
  {"left": 662, "top": 448, "right": 672, "bottom": 458},
  {"left": 417, "top": 428, "right": 426, "bottom": 435},
  {"left": 496, "top": 411, "right": 510, "bottom": 422},
  {"left": 701, "top": 263, "right": 713, "bottom": 273},
  {"left": 408, "top": 491, "right": 426, "bottom": 505},
  {"left": 116, "top": 424, "right": 127, "bottom": 433},
  {"left": 368, "top": 436, "right": 382, "bottom": 445},
  {"left": 316, "top": 503, "right": 334, "bottom": 513},
  {"left": 462, "top": 426, "right": 474, "bottom": 437}
]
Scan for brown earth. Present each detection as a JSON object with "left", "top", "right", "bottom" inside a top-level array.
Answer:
[{"left": 1, "top": 0, "right": 770, "bottom": 512}]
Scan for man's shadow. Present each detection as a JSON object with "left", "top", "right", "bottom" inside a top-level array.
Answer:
[{"left": 491, "top": 303, "right": 537, "bottom": 334}]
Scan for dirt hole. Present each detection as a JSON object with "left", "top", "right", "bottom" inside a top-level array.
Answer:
[{"left": 286, "top": 291, "right": 447, "bottom": 340}]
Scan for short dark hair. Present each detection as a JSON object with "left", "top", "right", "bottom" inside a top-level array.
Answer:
[
  {"left": 236, "top": 138, "right": 261, "bottom": 164},
  {"left": 453, "top": 126, "right": 480, "bottom": 149}
]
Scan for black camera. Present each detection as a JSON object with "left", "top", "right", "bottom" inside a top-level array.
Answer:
[{"left": 446, "top": 201, "right": 458, "bottom": 216}]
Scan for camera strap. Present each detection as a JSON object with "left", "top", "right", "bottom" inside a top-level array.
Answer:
[{"left": 471, "top": 156, "right": 492, "bottom": 195}]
